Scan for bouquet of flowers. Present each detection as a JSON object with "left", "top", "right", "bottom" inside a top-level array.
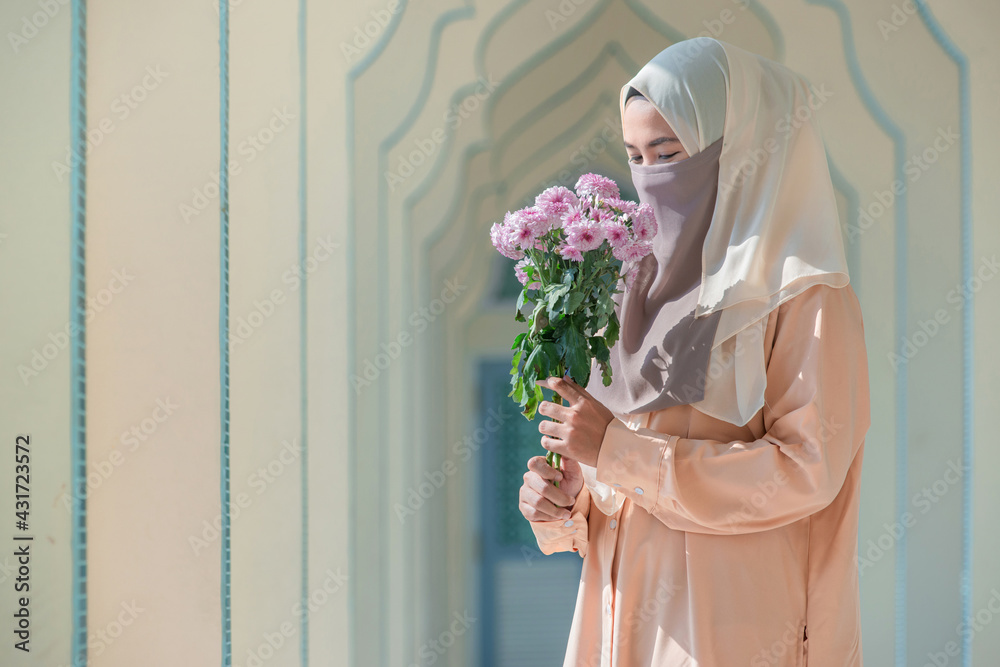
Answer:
[{"left": 489, "top": 173, "right": 656, "bottom": 483}]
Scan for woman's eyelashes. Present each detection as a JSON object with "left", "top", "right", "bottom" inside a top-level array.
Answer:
[{"left": 629, "top": 152, "right": 680, "bottom": 164}]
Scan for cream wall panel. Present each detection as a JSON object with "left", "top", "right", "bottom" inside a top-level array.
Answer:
[
  {"left": 0, "top": 0, "right": 74, "bottom": 665},
  {"left": 228, "top": 1, "right": 303, "bottom": 666},
  {"left": 305, "top": 0, "right": 351, "bottom": 665},
  {"left": 86, "top": 0, "right": 222, "bottom": 663}
]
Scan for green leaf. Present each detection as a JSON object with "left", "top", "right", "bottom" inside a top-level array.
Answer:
[
  {"left": 601, "top": 362, "right": 613, "bottom": 386},
  {"left": 588, "top": 335, "right": 610, "bottom": 364},
  {"left": 604, "top": 313, "right": 620, "bottom": 349},
  {"left": 511, "top": 348, "right": 523, "bottom": 372},
  {"left": 523, "top": 344, "right": 544, "bottom": 384},
  {"left": 512, "top": 332, "right": 526, "bottom": 350},
  {"left": 509, "top": 374, "right": 525, "bottom": 403},
  {"left": 559, "top": 323, "right": 590, "bottom": 384},
  {"left": 564, "top": 290, "right": 585, "bottom": 315}
]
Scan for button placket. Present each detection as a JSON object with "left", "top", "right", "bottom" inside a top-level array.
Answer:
[{"left": 602, "top": 507, "right": 620, "bottom": 661}]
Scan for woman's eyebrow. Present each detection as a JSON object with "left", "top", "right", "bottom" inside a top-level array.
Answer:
[{"left": 623, "top": 136, "right": 680, "bottom": 149}]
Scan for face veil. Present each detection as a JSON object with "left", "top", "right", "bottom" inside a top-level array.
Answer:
[
  {"left": 586, "top": 36, "right": 850, "bottom": 425},
  {"left": 580, "top": 37, "right": 850, "bottom": 516}
]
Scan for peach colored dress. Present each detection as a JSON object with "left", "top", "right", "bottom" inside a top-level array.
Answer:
[{"left": 530, "top": 282, "right": 870, "bottom": 667}]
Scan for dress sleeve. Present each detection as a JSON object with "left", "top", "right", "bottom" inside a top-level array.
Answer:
[
  {"left": 528, "top": 482, "right": 592, "bottom": 557},
  {"left": 593, "top": 283, "right": 870, "bottom": 535}
]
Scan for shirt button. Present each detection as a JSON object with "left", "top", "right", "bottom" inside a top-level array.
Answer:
[
  {"left": 563, "top": 520, "right": 574, "bottom": 527},
  {"left": 609, "top": 519, "right": 617, "bottom": 530},
  {"left": 634, "top": 487, "right": 644, "bottom": 495}
]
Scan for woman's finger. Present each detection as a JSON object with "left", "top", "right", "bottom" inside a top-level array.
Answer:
[
  {"left": 538, "top": 417, "right": 569, "bottom": 440},
  {"left": 540, "top": 434, "right": 567, "bottom": 456},
  {"left": 537, "top": 399, "right": 571, "bottom": 422},
  {"left": 543, "top": 376, "right": 583, "bottom": 406},
  {"left": 524, "top": 470, "right": 576, "bottom": 509},
  {"left": 519, "top": 499, "right": 564, "bottom": 523},
  {"left": 527, "top": 456, "right": 562, "bottom": 482},
  {"left": 520, "top": 485, "right": 571, "bottom": 520}
]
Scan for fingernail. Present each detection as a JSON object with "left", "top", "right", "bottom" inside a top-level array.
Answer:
[{"left": 563, "top": 510, "right": 571, "bottom": 519}]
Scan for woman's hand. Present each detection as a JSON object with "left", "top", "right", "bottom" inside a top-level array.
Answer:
[
  {"left": 519, "top": 455, "right": 584, "bottom": 522},
  {"left": 537, "top": 375, "right": 615, "bottom": 469}
]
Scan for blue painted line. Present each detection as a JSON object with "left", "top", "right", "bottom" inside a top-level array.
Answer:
[
  {"left": 374, "top": 10, "right": 475, "bottom": 658},
  {"left": 298, "top": 0, "right": 309, "bottom": 662},
  {"left": 803, "top": 2, "right": 909, "bottom": 663},
  {"left": 219, "top": 0, "right": 231, "bottom": 664},
  {"left": 826, "top": 157, "right": 862, "bottom": 293},
  {"left": 912, "top": 5, "right": 973, "bottom": 666},
  {"left": 70, "top": 1, "right": 88, "bottom": 665},
  {"left": 345, "top": 0, "right": 416, "bottom": 661}
]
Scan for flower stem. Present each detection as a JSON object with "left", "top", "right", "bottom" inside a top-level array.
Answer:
[{"left": 547, "top": 390, "right": 564, "bottom": 488}]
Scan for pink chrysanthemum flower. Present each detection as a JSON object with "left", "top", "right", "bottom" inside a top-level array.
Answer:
[
  {"left": 535, "top": 186, "right": 579, "bottom": 230},
  {"left": 565, "top": 219, "right": 605, "bottom": 252},
  {"left": 603, "top": 221, "right": 630, "bottom": 249},
  {"left": 612, "top": 237, "right": 652, "bottom": 262},
  {"left": 514, "top": 257, "right": 541, "bottom": 289},
  {"left": 558, "top": 244, "right": 584, "bottom": 262},
  {"left": 518, "top": 205, "right": 552, "bottom": 237},
  {"left": 575, "top": 173, "right": 620, "bottom": 201},
  {"left": 623, "top": 239, "right": 653, "bottom": 262},
  {"left": 593, "top": 204, "right": 619, "bottom": 224},
  {"left": 490, "top": 219, "right": 523, "bottom": 260},
  {"left": 605, "top": 197, "right": 637, "bottom": 217},
  {"left": 507, "top": 210, "right": 539, "bottom": 250},
  {"left": 560, "top": 206, "right": 584, "bottom": 228},
  {"left": 632, "top": 203, "right": 658, "bottom": 241},
  {"left": 624, "top": 267, "right": 638, "bottom": 290}
]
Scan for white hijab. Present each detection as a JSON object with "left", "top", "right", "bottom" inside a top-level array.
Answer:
[{"left": 582, "top": 37, "right": 850, "bottom": 515}]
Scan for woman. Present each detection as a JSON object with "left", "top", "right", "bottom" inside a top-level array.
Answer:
[{"left": 518, "top": 37, "right": 870, "bottom": 666}]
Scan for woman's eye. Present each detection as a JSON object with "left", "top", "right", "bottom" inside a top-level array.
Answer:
[{"left": 629, "top": 152, "right": 680, "bottom": 164}]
